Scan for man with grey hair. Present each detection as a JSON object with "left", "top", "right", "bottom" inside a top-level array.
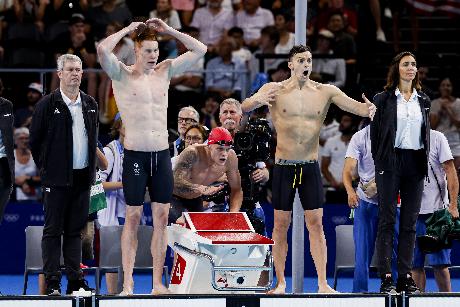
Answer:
[
  {"left": 30, "top": 54, "right": 99, "bottom": 296},
  {"left": 218, "top": 98, "right": 269, "bottom": 235},
  {"left": 171, "top": 106, "right": 200, "bottom": 157}
]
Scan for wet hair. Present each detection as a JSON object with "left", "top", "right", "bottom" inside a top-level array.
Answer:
[
  {"left": 184, "top": 124, "right": 208, "bottom": 143},
  {"left": 384, "top": 51, "right": 421, "bottom": 91},
  {"left": 132, "top": 25, "right": 157, "bottom": 46},
  {"left": 288, "top": 45, "right": 312, "bottom": 61}
]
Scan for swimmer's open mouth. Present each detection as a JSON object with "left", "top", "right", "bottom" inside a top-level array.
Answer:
[
  {"left": 303, "top": 70, "right": 309, "bottom": 76},
  {"left": 219, "top": 158, "right": 227, "bottom": 162}
]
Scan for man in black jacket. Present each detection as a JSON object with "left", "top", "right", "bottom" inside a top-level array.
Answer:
[
  {"left": 30, "top": 54, "right": 98, "bottom": 296},
  {"left": 0, "top": 93, "right": 15, "bottom": 223}
]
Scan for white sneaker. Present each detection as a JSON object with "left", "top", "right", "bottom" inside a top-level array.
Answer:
[
  {"left": 71, "top": 288, "right": 93, "bottom": 297},
  {"left": 376, "top": 29, "right": 387, "bottom": 42}
]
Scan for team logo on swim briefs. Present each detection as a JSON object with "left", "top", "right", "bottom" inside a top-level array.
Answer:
[{"left": 133, "top": 163, "right": 140, "bottom": 176}]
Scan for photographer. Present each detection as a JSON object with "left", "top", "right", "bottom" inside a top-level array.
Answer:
[{"left": 218, "top": 98, "right": 270, "bottom": 235}]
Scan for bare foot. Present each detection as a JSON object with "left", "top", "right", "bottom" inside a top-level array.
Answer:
[
  {"left": 118, "top": 287, "right": 134, "bottom": 296},
  {"left": 267, "top": 282, "right": 286, "bottom": 294},
  {"left": 151, "top": 284, "right": 171, "bottom": 295},
  {"left": 318, "top": 284, "right": 339, "bottom": 293}
]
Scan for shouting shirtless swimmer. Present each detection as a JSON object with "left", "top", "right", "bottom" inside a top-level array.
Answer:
[{"left": 242, "top": 45, "right": 376, "bottom": 294}]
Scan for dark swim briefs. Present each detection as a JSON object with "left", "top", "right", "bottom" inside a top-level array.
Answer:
[
  {"left": 272, "top": 159, "right": 324, "bottom": 211},
  {"left": 122, "top": 149, "right": 173, "bottom": 205}
]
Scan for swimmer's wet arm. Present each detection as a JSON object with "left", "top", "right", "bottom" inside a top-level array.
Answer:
[
  {"left": 330, "top": 86, "right": 371, "bottom": 117},
  {"left": 173, "top": 148, "right": 204, "bottom": 199},
  {"left": 227, "top": 152, "right": 243, "bottom": 212},
  {"left": 166, "top": 27, "right": 207, "bottom": 77},
  {"left": 98, "top": 22, "right": 143, "bottom": 79}
]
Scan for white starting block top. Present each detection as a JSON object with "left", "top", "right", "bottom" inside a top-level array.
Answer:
[{"left": 168, "top": 212, "right": 274, "bottom": 294}]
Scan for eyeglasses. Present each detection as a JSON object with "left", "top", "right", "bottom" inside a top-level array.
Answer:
[
  {"left": 185, "top": 135, "right": 203, "bottom": 142},
  {"left": 178, "top": 117, "right": 197, "bottom": 124}
]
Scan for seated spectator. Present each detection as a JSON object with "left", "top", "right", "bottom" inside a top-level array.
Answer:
[
  {"left": 430, "top": 78, "right": 460, "bottom": 169},
  {"left": 418, "top": 66, "right": 436, "bottom": 99},
  {"left": 327, "top": 12, "right": 356, "bottom": 64},
  {"left": 50, "top": 13, "right": 97, "bottom": 97},
  {"left": 1, "top": 0, "right": 46, "bottom": 67},
  {"left": 170, "top": 106, "right": 200, "bottom": 157},
  {"left": 44, "top": 0, "right": 89, "bottom": 24},
  {"left": 312, "top": 29, "right": 346, "bottom": 88},
  {"left": 235, "top": 0, "right": 274, "bottom": 50},
  {"left": 171, "top": 0, "right": 195, "bottom": 26},
  {"left": 250, "top": 60, "right": 289, "bottom": 94},
  {"left": 14, "top": 127, "right": 40, "bottom": 202},
  {"left": 321, "top": 113, "right": 359, "bottom": 202},
  {"left": 171, "top": 124, "right": 208, "bottom": 169},
  {"left": 229, "top": 26, "right": 252, "bottom": 68},
  {"left": 274, "top": 9, "right": 294, "bottom": 54},
  {"left": 200, "top": 92, "right": 220, "bottom": 130},
  {"left": 149, "top": 0, "right": 181, "bottom": 60},
  {"left": 14, "top": 82, "right": 43, "bottom": 128},
  {"left": 87, "top": 0, "right": 132, "bottom": 41},
  {"left": 205, "top": 36, "right": 246, "bottom": 100},
  {"left": 309, "top": 0, "right": 358, "bottom": 37},
  {"left": 249, "top": 25, "right": 283, "bottom": 83},
  {"left": 191, "top": 0, "right": 234, "bottom": 54},
  {"left": 169, "top": 26, "right": 204, "bottom": 122}
]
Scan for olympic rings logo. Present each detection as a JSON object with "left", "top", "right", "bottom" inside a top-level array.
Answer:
[{"left": 3, "top": 214, "right": 20, "bottom": 223}]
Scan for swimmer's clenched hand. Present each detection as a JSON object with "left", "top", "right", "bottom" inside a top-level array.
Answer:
[
  {"left": 126, "top": 22, "right": 147, "bottom": 34},
  {"left": 146, "top": 18, "right": 172, "bottom": 34},
  {"left": 362, "top": 93, "right": 377, "bottom": 121},
  {"left": 199, "top": 184, "right": 224, "bottom": 196}
]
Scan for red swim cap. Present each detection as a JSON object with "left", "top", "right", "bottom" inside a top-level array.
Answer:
[{"left": 207, "top": 127, "right": 233, "bottom": 146}]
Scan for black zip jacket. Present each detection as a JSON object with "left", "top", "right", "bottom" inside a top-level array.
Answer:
[
  {"left": 30, "top": 89, "right": 98, "bottom": 187},
  {"left": 370, "top": 89, "right": 431, "bottom": 176},
  {"left": 0, "top": 98, "right": 15, "bottom": 182}
]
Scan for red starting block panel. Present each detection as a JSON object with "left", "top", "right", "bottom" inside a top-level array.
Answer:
[
  {"left": 196, "top": 231, "right": 274, "bottom": 245},
  {"left": 185, "top": 212, "right": 254, "bottom": 232}
]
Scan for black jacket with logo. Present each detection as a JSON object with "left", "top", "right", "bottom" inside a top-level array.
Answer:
[
  {"left": 0, "top": 98, "right": 14, "bottom": 182},
  {"left": 30, "top": 89, "right": 98, "bottom": 187},
  {"left": 370, "top": 89, "right": 431, "bottom": 176}
]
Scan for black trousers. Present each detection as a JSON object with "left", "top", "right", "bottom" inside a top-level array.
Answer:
[
  {"left": 375, "top": 149, "right": 425, "bottom": 277},
  {"left": 42, "top": 168, "right": 90, "bottom": 281},
  {"left": 0, "top": 157, "right": 12, "bottom": 223}
]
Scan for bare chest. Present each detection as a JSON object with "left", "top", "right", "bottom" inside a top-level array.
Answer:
[
  {"left": 191, "top": 162, "right": 226, "bottom": 185},
  {"left": 114, "top": 72, "right": 170, "bottom": 108},
  {"left": 273, "top": 89, "right": 329, "bottom": 119}
]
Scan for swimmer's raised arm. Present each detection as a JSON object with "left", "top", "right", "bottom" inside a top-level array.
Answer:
[
  {"left": 146, "top": 18, "right": 207, "bottom": 78},
  {"left": 97, "top": 22, "right": 145, "bottom": 80}
]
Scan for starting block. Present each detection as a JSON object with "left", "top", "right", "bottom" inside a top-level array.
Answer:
[{"left": 167, "top": 212, "right": 274, "bottom": 294}]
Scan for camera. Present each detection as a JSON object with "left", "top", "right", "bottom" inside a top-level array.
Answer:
[
  {"left": 233, "top": 119, "right": 272, "bottom": 204},
  {"left": 233, "top": 118, "right": 272, "bottom": 165}
]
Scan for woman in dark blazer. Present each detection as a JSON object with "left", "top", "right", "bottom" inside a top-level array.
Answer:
[
  {"left": 370, "top": 51, "right": 431, "bottom": 294},
  {"left": 0, "top": 96, "right": 15, "bottom": 223}
]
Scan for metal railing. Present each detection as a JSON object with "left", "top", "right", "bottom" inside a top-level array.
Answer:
[{"left": 0, "top": 68, "right": 250, "bottom": 99}]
